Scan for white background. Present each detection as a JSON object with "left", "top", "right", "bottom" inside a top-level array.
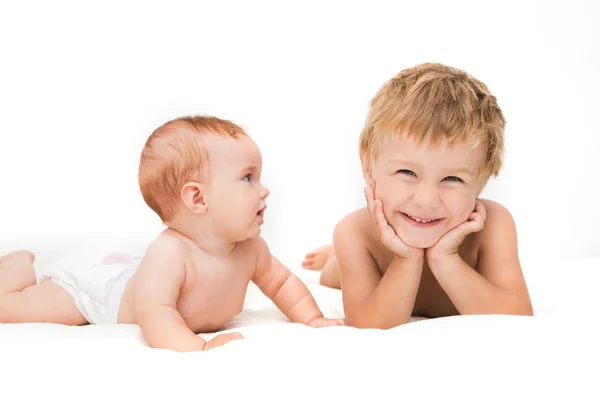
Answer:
[{"left": 1, "top": 0, "right": 598, "bottom": 270}]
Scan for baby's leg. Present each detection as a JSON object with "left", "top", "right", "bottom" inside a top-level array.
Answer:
[
  {"left": 319, "top": 256, "right": 341, "bottom": 289},
  {"left": 0, "top": 280, "right": 87, "bottom": 325},
  {"left": 0, "top": 250, "right": 37, "bottom": 295},
  {"left": 0, "top": 251, "right": 87, "bottom": 325},
  {"left": 302, "top": 244, "right": 335, "bottom": 270}
]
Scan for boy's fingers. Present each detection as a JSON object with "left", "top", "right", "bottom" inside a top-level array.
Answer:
[
  {"left": 364, "top": 187, "right": 375, "bottom": 214},
  {"left": 478, "top": 203, "right": 487, "bottom": 222},
  {"left": 374, "top": 200, "right": 388, "bottom": 236}
]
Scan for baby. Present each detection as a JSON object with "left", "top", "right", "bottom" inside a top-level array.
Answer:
[
  {"left": 303, "top": 63, "right": 533, "bottom": 328},
  {"left": 0, "top": 115, "right": 343, "bottom": 351}
]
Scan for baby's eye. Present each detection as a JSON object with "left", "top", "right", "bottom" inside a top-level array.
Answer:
[
  {"left": 396, "top": 169, "right": 416, "bottom": 177},
  {"left": 243, "top": 174, "right": 252, "bottom": 182},
  {"left": 443, "top": 176, "right": 463, "bottom": 182}
]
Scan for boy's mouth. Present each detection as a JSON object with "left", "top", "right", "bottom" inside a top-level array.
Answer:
[{"left": 400, "top": 212, "right": 443, "bottom": 226}]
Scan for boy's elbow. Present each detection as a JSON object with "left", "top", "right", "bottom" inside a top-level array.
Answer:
[
  {"left": 509, "top": 293, "right": 534, "bottom": 316},
  {"left": 345, "top": 310, "right": 410, "bottom": 330},
  {"left": 519, "top": 301, "right": 534, "bottom": 317}
]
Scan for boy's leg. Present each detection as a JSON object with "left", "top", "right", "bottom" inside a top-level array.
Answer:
[
  {"left": 319, "top": 256, "right": 341, "bottom": 289},
  {"left": 0, "top": 280, "right": 87, "bottom": 325},
  {"left": 0, "top": 250, "right": 37, "bottom": 295},
  {"left": 302, "top": 244, "right": 335, "bottom": 270}
]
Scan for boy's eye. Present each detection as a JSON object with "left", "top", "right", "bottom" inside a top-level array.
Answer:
[
  {"left": 243, "top": 174, "right": 252, "bottom": 182},
  {"left": 443, "top": 176, "right": 463, "bottom": 182},
  {"left": 396, "top": 169, "right": 416, "bottom": 177}
]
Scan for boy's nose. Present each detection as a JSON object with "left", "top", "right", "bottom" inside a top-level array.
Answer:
[{"left": 413, "top": 183, "right": 441, "bottom": 209}]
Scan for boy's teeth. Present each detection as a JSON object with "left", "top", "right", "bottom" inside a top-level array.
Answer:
[{"left": 410, "top": 215, "right": 433, "bottom": 223}]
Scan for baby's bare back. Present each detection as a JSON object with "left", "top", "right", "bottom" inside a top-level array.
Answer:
[{"left": 118, "top": 232, "right": 257, "bottom": 333}]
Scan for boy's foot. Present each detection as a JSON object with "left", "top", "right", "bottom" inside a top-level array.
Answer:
[
  {"left": 301, "top": 245, "right": 335, "bottom": 270},
  {"left": 0, "top": 250, "right": 35, "bottom": 267}
]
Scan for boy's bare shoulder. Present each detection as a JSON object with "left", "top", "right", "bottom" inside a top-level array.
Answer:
[
  {"left": 333, "top": 207, "right": 379, "bottom": 252},
  {"left": 334, "top": 207, "right": 372, "bottom": 237},
  {"left": 476, "top": 198, "right": 517, "bottom": 242}
]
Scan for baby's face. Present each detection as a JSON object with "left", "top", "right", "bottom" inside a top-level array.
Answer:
[
  {"left": 369, "top": 134, "right": 485, "bottom": 249},
  {"left": 204, "top": 135, "right": 270, "bottom": 241}
]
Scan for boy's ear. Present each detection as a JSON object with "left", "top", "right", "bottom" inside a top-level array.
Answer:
[
  {"left": 181, "top": 182, "right": 208, "bottom": 215},
  {"left": 362, "top": 163, "right": 373, "bottom": 184}
]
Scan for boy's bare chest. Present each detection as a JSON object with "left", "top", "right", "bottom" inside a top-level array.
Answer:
[{"left": 375, "top": 246, "right": 479, "bottom": 319}]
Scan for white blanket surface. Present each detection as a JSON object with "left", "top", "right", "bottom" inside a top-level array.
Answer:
[{"left": 1, "top": 251, "right": 598, "bottom": 399}]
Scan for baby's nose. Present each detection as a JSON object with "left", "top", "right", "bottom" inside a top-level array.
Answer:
[{"left": 261, "top": 185, "right": 270, "bottom": 199}]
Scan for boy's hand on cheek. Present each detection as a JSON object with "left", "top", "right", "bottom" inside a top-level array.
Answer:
[
  {"left": 365, "top": 179, "right": 424, "bottom": 262},
  {"left": 426, "top": 199, "right": 486, "bottom": 264}
]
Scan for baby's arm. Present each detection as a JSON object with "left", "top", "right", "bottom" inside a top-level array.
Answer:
[
  {"left": 428, "top": 200, "right": 533, "bottom": 316},
  {"left": 334, "top": 217, "right": 423, "bottom": 329},
  {"left": 251, "top": 238, "right": 342, "bottom": 326},
  {"left": 133, "top": 236, "right": 241, "bottom": 351}
]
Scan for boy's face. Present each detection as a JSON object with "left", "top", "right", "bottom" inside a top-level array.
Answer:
[
  {"left": 204, "top": 135, "right": 270, "bottom": 241},
  {"left": 369, "top": 133, "right": 485, "bottom": 249}
]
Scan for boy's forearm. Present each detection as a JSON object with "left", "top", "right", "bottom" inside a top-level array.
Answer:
[
  {"left": 138, "top": 305, "right": 206, "bottom": 352},
  {"left": 270, "top": 273, "right": 323, "bottom": 324},
  {"left": 345, "top": 256, "right": 423, "bottom": 329},
  {"left": 429, "top": 255, "right": 533, "bottom": 316}
]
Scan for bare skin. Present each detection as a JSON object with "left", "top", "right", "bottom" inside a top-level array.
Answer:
[
  {"left": 0, "top": 230, "right": 337, "bottom": 351},
  {"left": 0, "top": 130, "right": 343, "bottom": 351},
  {"left": 303, "top": 135, "right": 533, "bottom": 329},
  {"left": 304, "top": 199, "right": 533, "bottom": 327}
]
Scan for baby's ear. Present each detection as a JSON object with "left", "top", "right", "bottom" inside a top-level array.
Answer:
[{"left": 181, "top": 182, "right": 207, "bottom": 215}]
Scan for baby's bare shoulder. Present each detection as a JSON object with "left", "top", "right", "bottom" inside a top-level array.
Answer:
[
  {"left": 234, "top": 236, "right": 269, "bottom": 271},
  {"left": 137, "top": 231, "right": 190, "bottom": 274}
]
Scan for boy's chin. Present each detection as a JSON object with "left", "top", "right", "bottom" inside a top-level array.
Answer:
[{"left": 399, "top": 233, "right": 441, "bottom": 249}]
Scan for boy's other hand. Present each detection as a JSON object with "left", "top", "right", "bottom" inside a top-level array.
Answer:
[
  {"left": 427, "top": 199, "right": 486, "bottom": 263},
  {"left": 306, "top": 317, "right": 346, "bottom": 328},
  {"left": 364, "top": 179, "right": 424, "bottom": 262}
]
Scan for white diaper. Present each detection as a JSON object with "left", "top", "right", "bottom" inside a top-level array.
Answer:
[{"left": 38, "top": 247, "right": 142, "bottom": 325}]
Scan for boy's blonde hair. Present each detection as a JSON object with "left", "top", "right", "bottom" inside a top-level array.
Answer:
[
  {"left": 139, "top": 115, "right": 247, "bottom": 223},
  {"left": 359, "top": 62, "right": 506, "bottom": 186}
]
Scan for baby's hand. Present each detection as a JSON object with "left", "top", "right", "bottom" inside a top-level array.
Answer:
[
  {"left": 427, "top": 199, "right": 486, "bottom": 263},
  {"left": 306, "top": 317, "right": 345, "bottom": 328},
  {"left": 364, "top": 179, "right": 424, "bottom": 261},
  {"left": 203, "top": 332, "right": 245, "bottom": 351}
]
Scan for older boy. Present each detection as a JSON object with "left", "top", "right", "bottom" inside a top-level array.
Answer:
[
  {"left": 0, "top": 116, "right": 342, "bottom": 350},
  {"left": 303, "top": 63, "right": 533, "bottom": 328}
]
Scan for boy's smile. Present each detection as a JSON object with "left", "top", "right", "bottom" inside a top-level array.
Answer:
[{"left": 399, "top": 211, "right": 444, "bottom": 227}]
